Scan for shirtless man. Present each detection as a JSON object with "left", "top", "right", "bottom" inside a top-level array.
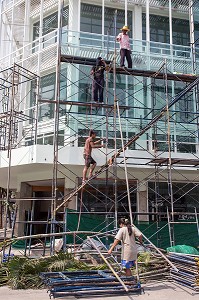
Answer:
[{"left": 82, "top": 130, "right": 105, "bottom": 182}]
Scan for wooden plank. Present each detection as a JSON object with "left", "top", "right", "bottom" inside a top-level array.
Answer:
[
  {"left": 61, "top": 55, "right": 198, "bottom": 83},
  {"left": 38, "top": 99, "right": 130, "bottom": 110}
]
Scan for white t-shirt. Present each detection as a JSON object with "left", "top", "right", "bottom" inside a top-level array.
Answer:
[{"left": 115, "top": 226, "right": 141, "bottom": 261}]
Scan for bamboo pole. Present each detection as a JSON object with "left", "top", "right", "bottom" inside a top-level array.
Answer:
[
  {"left": 0, "top": 231, "right": 99, "bottom": 252},
  {"left": 55, "top": 76, "right": 199, "bottom": 213},
  {"left": 132, "top": 225, "right": 178, "bottom": 272},
  {"left": 87, "top": 236, "right": 129, "bottom": 292}
]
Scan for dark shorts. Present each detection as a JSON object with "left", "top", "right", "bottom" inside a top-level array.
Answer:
[{"left": 83, "top": 154, "right": 96, "bottom": 167}]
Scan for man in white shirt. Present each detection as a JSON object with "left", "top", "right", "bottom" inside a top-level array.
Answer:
[{"left": 116, "top": 25, "right": 132, "bottom": 69}]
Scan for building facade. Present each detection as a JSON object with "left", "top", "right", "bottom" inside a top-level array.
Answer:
[{"left": 0, "top": 0, "right": 199, "bottom": 246}]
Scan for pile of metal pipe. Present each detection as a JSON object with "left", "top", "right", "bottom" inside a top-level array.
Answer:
[
  {"left": 40, "top": 270, "right": 143, "bottom": 298},
  {"left": 168, "top": 252, "right": 199, "bottom": 292}
]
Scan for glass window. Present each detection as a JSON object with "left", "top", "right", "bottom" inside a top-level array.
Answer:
[
  {"left": 176, "top": 135, "right": 196, "bottom": 153},
  {"left": 108, "top": 73, "right": 130, "bottom": 105},
  {"left": 36, "top": 130, "right": 64, "bottom": 146},
  {"left": 77, "top": 66, "right": 130, "bottom": 113},
  {"left": 148, "top": 181, "right": 199, "bottom": 218},
  {"left": 152, "top": 133, "right": 174, "bottom": 152},
  {"left": 30, "top": 69, "right": 67, "bottom": 121},
  {"left": 77, "top": 178, "right": 137, "bottom": 213},
  {"left": 142, "top": 77, "right": 150, "bottom": 117},
  {"left": 193, "top": 4, "right": 199, "bottom": 59},
  {"left": 151, "top": 79, "right": 172, "bottom": 116},
  {"left": 80, "top": 4, "right": 102, "bottom": 34},
  {"left": 128, "top": 132, "right": 135, "bottom": 150},
  {"left": 80, "top": 3, "right": 132, "bottom": 37},
  {"left": 104, "top": 7, "right": 132, "bottom": 38},
  {"left": 172, "top": 18, "right": 189, "bottom": 46},
  {"left": 142, "top": 14, "right": 169, "bottom": 44},
  {"left": 78, "top": 65, "right": 92, "bottom": 114},
  {"left": 193, "top": 2, "right": 199, "bottom": 41},
  {"left": 33, "top": 6, "right": 69, "bottom": 40},
  {"left": 78, "top": 129, "right": 102, "bottom": 147},
  {"left": 142, "top": 14, "right": 190, "bottom": 46},
  {"left": 142, "top": 14, "right": 146, "bottom": 40},
  {"left": 174, "top": 82, "right": 195, "bottom": 123}
]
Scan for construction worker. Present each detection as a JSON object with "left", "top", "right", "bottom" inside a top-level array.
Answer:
[
  {"left": 82, "top": 130, "right": 105, "bottom": 183},
  {"left": 90, "top": 57, "right": 107, "bottom": 103},
  {"left": 117, "top": 25, "right": 132, "bottom": 69},
  {"left": 108, "top": 218, "right": 142, "bottom": 277}
]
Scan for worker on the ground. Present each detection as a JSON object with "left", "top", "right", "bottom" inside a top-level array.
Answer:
[
  {"left": 90, "top": 57, "right": 106, "bottom": 103},
  {"left": 116, "top": 25, "right": 132, "bottom": 69},
  {"left": 108, "top": 218, "right": 142, "bottom": 277},
  {"left": 82, "top": 130, "right": 105, "bottom": 183}
]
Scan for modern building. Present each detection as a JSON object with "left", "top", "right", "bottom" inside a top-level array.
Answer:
[{"left": 0, "top": 0, "right": 198, "bottom": 248}]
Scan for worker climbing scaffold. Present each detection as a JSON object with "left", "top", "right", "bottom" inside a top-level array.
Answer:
[{"left": 82, "top": 130, "right": 105, "bottom": 183}]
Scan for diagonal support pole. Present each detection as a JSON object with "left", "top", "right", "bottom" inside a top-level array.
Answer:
[
  {"left": 55, "top": 77, "right": 199, "bottom": 213},
  {"left": 87, "top": 236, "right": 129, "bottom": 292}
]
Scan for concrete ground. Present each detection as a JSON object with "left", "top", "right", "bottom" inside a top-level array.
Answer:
[{"left": 0, "top": 281, "right": 198, "bottom": 300}]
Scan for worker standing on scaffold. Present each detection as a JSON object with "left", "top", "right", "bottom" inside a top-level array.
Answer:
[
  {"left": 82, "top": 130, "right": 105, "bottom": 183},
  {"left": 108, "top": 218, "right": 142, "bottom": 277},
  {"left": 117, "top": 25, "right": 132, "bottom": 69},
  {"left": 90, "top": 57, "right": 107, "bottom": 103}
]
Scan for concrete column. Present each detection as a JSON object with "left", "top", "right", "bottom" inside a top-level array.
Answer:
[
  {"left": 68, "top": 0, "right": 80, "bottom": 53},
  {"left": 68, "top": 0, "right": 80, "bottom": 32},
  {"left": 64, "top": 175, "right": 77, "bottom": 210},
  {"left": 64, "top": 188, "right": 77, "bottom": 210},
  {"left": 132, "top": 5, "right": 143, "bottom": 67},
  {"left": 133, "top": 5, "right": 142, "bottom": 41},
  {"left": 137, "top": 182, "right": 149, "bottom": 222},
  {"left": 67, "top": 0, "right": 81, "bottom": 143},
  {"left": 0, "top": 1, "right": 3, "bottom": 61},
  {"left": 132, "top": 6, "right": 146, "bottom": 138},
  {"left": 15, "top": 182, "right": 32, "bottom": 236},
  {"left": 145, "top": 0, "right": 150, "bottom": 42},
  {"left": 0, "top": 7, "right": 11, "bottom": 67}
]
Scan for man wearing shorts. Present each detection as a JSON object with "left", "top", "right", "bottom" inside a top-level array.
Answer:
[{"left": 82, "top": 130, "right": 105, "bottom": 183}]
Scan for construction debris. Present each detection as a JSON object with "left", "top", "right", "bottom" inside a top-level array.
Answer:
[
  {"left": 0, "top": 247, "right": 171, "bottom": 290},
  {"left": 0, "top": 252, "right": 105, "bottom": 289},
  {"left": 137, "top": 252, "right": 170, "bottom": 282}
]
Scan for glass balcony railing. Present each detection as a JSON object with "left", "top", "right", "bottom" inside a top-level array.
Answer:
[
  {"left": 2, "top": 28, "right": 198, "bottom": 75},
  {"left": 61, "top": 29, "right": 197, "bottom": 74},
  {"left": 2, "top": 28, "right": 197, "bottom": 154}
]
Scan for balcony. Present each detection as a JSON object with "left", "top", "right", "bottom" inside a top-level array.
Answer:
[{"left": 0, "top": 29, "right": 197, "bottom": 75}]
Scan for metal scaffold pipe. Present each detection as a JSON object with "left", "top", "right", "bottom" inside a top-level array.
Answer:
[
  {"left": 51, "top": 0, "right": 64, "bottom": 255},
  {"left": 113, "top": 9, "right": 118, "bottom": 229},
  {"left": 55, "top": 76, "right": 199, "bottom": 212}
]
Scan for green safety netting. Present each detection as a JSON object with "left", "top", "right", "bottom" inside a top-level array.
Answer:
[
  {"left": 167, "top": 244, "right": 199, "bottom": 255},
  {"left": 66, "top": 210, "right": 199, "bottom": 249},
  {"left": 12, "top": 210, "right": 199, "bottom": 249}
]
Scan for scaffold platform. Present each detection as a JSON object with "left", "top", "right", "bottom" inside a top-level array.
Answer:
[
  {"left": 39, "top": 99, "right": 130, "bottom": 110},
  {"left": 61, "top": 55, "right": 198, "bottom": 82}
]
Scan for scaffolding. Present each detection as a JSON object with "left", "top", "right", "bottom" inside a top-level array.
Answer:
[
  {"left": 0, "top": 63, "right": 39, "bottom": 255},
  {"left": 0, "top": 0, "right": 199, "bottom": 260}
]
